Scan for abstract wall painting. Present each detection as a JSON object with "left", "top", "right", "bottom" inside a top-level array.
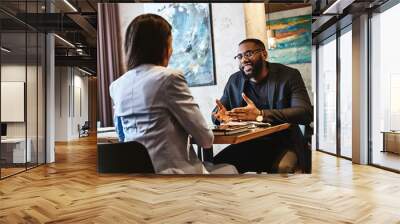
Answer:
[
  {"left": 144, "top": 3, "right": 216, "bottom": 87},
  {"left": 266, "top": 14, "right": 312, "bottom": 65}
]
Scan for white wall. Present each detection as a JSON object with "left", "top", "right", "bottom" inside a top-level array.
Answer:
[
  {"left": 1, "top": 65, "right": 26, "bottom": 139},
  {"left": 244, "top": 3, "right": 268, "bottom": 47},
  {"left": 55, "top": 66, "right": 68, "bottom": 141},
  {"left": 72, "top": 73, "right": 89, "bottom": 138},
  {"left": 1, "top": 65, "right": 38, "bottom": 137},
  {"left": 1, "top": 64, "right": 27, "bottom": 159},
  {"left": 1, "top": 63, "right": 46, "bottom": 163},
  {"left": 54, "top": 67, "right": 89, "bottom": 141}
]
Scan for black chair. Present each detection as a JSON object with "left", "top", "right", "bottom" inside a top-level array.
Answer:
[
  {"left": 299, "top": 123, "right": 313, "bottom": 173},
  {"left": 97, "top": 141, "right": 155, "bottom": 173},
  {"left": 79, "top": 121, "right": 90, "bottom": 138}
]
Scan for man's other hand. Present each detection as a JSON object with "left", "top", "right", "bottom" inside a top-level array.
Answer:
[
  {"left": 212, "top": 100, "right": 231, "bottom": 123},
  {"left": 228, "top": 93, "right": 261, "bottom": 121}
]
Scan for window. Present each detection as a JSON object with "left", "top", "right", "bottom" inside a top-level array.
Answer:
[
  {"left": 317, "top": 36, "right": 337, "bottom": 154},
  {"left": 370, "top": 3, "right": 400, "bottom": 171},
  {"left": 339, "top": 27, "right": 352, "bottom": 158},
  {"left": 0, "top": 1, "right": 47, "bottom": 179}
]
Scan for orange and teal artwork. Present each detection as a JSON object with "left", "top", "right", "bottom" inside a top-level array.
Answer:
[{"left": 266, "top": 14, "right": 312, "bottom": 64}]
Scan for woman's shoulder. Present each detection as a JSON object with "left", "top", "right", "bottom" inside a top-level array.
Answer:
[
  {"left": 158, "top": 66, "right": 184, "bottom": 78},
  {"left": 109, "top": 70, "right": 135, "bottom": 94},
  {"left": 132, "top": 64, "right": 184, "bottom": 80},
  {"left": 110, "top": 65, "right": 185, "bottom": 93},
  {"left": 149, "top": 66, "right": 186, "bottom": 87}
]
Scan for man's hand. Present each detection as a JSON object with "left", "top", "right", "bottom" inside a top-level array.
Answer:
[
  {"left": 212, "top": 100, "right": 231, "bottom": 123},
  {"left": 227, "top": 93, "right": 262, "bottom": 121}
]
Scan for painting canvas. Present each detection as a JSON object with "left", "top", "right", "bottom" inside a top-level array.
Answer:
[
  {"left": 266, "top": 14, "right": 312, "bottom": 64},
  {"left": 144, "top": 3, "right": 216, "bottom": 87}
]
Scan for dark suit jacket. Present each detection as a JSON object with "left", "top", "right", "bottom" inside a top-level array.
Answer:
[{"left": 212, "top": 62, "right": 313, "bottom": 172}]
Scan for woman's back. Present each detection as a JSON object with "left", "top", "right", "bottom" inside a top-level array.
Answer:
[{"left": 110, "top": 64, "right": 214, "bottom": 174}]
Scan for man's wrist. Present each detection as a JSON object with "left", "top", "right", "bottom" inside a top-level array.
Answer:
[{"left": 256, "top": 109, "right": 264, "bottom": 122}]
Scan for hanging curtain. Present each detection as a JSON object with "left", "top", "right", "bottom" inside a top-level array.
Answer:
[
  {"left": 88, "top": 76, "right": 98, "bottom": 132},
  {"left": 97, "top": 3, "right": 124, "bottom": 127}
]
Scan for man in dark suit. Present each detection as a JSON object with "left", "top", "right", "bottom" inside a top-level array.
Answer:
[{"left": 212, "top": 38, "right": 313, "bottom": 173}]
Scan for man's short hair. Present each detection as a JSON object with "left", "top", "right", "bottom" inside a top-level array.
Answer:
[
  {"left": 124, "top": 14, "right": 172, "bottom": 70},
  {"left": 239, "top": 38, "right": 266, "bottom": 50}
]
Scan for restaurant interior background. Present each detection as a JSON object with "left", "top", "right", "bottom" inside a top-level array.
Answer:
[{"left": 96, "top": 2, "right": 314, "bottom": 174}]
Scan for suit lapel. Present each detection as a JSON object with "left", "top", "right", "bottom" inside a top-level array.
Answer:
[
  {"left": 266, "top": 62, "right": 277, "bottom": 109},
  {"left": 238, "top": 72, "right": 246, "bottom": 107}
]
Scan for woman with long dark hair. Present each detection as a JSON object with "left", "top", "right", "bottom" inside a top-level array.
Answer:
[{"left": 110, "top": 14, "right": 237, "bottom": 174}]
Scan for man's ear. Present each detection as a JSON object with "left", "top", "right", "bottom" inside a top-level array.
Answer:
[{"left": 262, "top": 50, "right": 268, "bottom": 60}]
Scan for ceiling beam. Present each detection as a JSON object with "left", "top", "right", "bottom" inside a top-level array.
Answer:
[
  {"left": 66, "top": 13, "right": 97, "bottom": 46},
  {"left": 322, "top": 0, "right": 356, "bottom": 14}
]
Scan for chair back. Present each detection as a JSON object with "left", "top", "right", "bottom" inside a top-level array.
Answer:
[
  {"left": 82, "top": 121, "right": 90, "bottom": 130},
  {"left": 97, "top": 141, "right": 155, "bottom": 173},
  {"left": 299, "top": 123, "right": 313, "bottom": 173}
]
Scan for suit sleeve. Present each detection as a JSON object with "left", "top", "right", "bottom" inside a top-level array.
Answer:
[
  {"left": 164, "top": 73, "right": 214, "bottom": 148},
  {"left": 211, "top": 79, "right": 231, "bottom": 125},
  {"left": 262, "top": 70, "right": 313, "bottom": 125}
]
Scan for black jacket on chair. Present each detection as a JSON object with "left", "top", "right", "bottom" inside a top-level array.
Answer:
[{"left": 212, "top": 62, "right": 313, "bottom": 172}]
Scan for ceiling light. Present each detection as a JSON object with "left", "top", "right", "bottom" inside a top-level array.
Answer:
[
  {"left": 78, "top": 67, "right": 93, "bottom": 76},
  {"left": 267, "top": 30, "right": 277, "bottom": 50},
  {"left": 54, "top": 34, "right": 75, "bottom": 48},
  {"left": 266, "top": 4, "right": 276, "bottom": 50},
  {"left": 1, "top": 47, "right": 11, "bottom": 53},
  {"left": 322, "top": 0, "right": 355, "bottom": 15},
  {"left": 63, "top": 0, "right": 78, "bottom": 12}
]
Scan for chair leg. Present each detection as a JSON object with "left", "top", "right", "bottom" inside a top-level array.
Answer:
[{"left": 196, "top": 145, "right": 203, "bottom": 161}]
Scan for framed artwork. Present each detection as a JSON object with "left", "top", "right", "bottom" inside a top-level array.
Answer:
[
  {"left": 144, "top": 3, "right": 216, "bottom": 87},
  {"left": 266, "top": 14, "right": 312, "bottom": 65}
]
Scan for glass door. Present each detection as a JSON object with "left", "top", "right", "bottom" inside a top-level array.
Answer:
[
  {"left": 317, "top": 35, "right": 337, "bottom": 155},
  {"left": 339, "top": 26, "right": 352, "bottom": 159},
  {"left": 370, "top": 3, "right": 400, "bottom": 171}
]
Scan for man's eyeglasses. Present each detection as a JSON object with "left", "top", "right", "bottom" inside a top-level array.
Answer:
[{"left": 234, "top": 48, "right": 265, "bottom": 60}]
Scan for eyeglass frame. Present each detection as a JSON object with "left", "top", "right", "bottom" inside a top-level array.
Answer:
[{"left": 234, "top": 48, "right": 265, "bottom": 60}]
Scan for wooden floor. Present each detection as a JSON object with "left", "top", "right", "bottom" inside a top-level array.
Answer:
[
  {"left": 1, "top": 167, "right": 26, "bottom": 178},
  {"left": 1, "top": 136, "right": 400, "bottom": 223}
]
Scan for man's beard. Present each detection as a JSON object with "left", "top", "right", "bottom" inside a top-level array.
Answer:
[{"left": 240, "top": 59, "right": 264, "bottom": 79}]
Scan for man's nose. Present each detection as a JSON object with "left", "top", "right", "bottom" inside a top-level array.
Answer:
[{"left": 240, "top": 56, "right": 250, "bottom": 64}]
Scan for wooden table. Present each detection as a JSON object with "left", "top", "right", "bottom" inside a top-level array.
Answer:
[
  {"left": 97, "top": 131, "right": 118, "bottom": 144},
  {"left": 381, "top": 131, "right": 400, "bottom": 154},
  {"left": 197, "top": 123, "right": 291, "bottom": 162},
  {"left": 97, "top": 123, "right": 291, "bottom": 162},
  {"left": 213, "top": 123, "right": 290, "bottom": 144}
]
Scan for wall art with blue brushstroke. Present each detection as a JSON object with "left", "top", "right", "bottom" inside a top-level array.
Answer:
[{"left": 145, "top": 3, "right": 216, "bottom": 87}]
